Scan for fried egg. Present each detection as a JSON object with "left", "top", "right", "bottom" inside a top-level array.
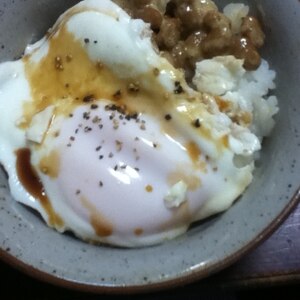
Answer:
[{"left": 0, "top": 0, "right": 263, "bottom": 247}]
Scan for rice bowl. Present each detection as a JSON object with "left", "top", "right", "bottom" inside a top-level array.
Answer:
[{"left": 0, "top": 0, "right": 299, "bottom": 293}]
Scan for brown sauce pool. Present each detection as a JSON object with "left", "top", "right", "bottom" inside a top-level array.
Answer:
[{"left": 15, "top": 148, "right": 64, "bottom": 228}]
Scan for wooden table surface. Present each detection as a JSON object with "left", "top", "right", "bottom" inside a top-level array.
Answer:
[{"left": 1, "top": 202, "right": 300, "bottom": 298}]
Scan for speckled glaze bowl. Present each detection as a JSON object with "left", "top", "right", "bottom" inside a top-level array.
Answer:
[{"left": 0, "top": 0, "right": 299, "bottom": 294}]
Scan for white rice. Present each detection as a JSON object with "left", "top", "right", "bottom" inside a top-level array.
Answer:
[
  {"left": 192, "top": 4, "right": 278, "bottom": 149},
  {"left": 193, "top": 55, "right": 278, "bottom": 148}
]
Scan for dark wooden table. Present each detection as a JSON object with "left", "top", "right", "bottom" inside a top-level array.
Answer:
[{"left": 1, "top": 202, "right": 300, "bottom": 298}]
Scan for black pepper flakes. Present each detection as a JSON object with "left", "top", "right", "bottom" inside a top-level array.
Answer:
[
  {"left": 165, "top": 114, "right": 172, "bottom": 121},
  {"left": 83, "top": 94, "right": 95, "bottom": 103},
  {"left": 96, "top": 146, "right": 102, "bottom": 151},
  {"left": 76, "top": 190, "right": 81, "bottom": 195},
  {"left": 84, "top": 38, "right": 90, "bottom": 44},
  {"left": 92, "top": 116, "right": 101, "bottom": 123},
  {"left": 99, "top": 181, "right": 103, "bottom": 187},
  {"left": 105, "top": 103, "right": 127, "bottom": 115},
  {"left": 83, "top": 112, "right": 91, "bottom": 120},
  {"left": 113, "top": 90, "right": 122, "bottom": 100},
  {"left": 84, "top": 126, "right": 92, "bottom": 132},
  {"left": 128, "top": 114, "right": 134, "bottom": 121},
  {"left": 153, "top": 68, "right": 160, "bottom": 76},
  {"left": 130, "top": 112, "right": 138, "bottom": 120},
  {"left": 91, "top": 104, "right": 98, "bottom": 110},
  {"left": 193, "top": 119, "right": 201, "bottom": 128},
  {"left": 174, "top": 81, "right": 184, "bottom": 94},
  {"left": 99, "top": 155, "right": 104, "bottom": 160},
  {"left": 114, "top": 165, "right": 118, "bottom": 171},
  {"left": 105, "top": 104, "right": 113, "bottom": 111}
]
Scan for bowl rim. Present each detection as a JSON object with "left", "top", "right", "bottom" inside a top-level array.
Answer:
[{"left": 0, "top": 188, "right": 299, "bottom": 294}]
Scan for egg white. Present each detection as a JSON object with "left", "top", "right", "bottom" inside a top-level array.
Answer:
[{"left": 0, "top": 0, "right": 258, "bottom": 247}]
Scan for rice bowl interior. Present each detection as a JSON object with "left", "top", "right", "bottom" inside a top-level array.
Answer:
[{"left": 0, "top": 0, "right": 299, "bottom": 293}]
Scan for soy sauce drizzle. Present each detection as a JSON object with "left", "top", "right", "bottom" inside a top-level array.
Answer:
[{"left": 15, "top": 148, "right": 64, "bottom": 227}]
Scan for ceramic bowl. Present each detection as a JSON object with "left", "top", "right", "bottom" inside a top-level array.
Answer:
[{"left": 0, "top": 0, "right": 299, "bottom": 294}]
